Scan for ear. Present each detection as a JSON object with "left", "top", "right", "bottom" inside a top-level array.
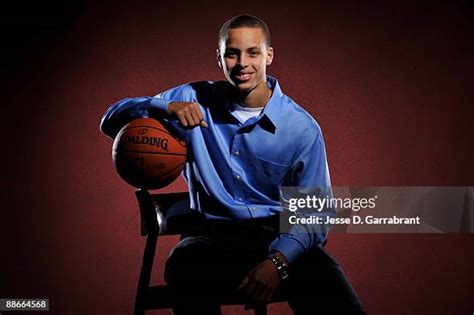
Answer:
[
  {"left": 216, "top": 49, "right": 222, "bottom": 69},
  {"left": 266, "top": 47, "right": 274, "bottom": 66}
]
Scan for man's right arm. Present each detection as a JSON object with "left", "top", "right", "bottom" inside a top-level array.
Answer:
[
  {"left": 99, "top": 84, "right": 207, "bottom": 139},
  {"left": 100, "top": 96, "right": 156, "bottom": 139}
]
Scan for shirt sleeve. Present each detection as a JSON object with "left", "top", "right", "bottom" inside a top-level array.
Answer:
[
  {"left": 99, "top": 83, "right": 193, "bottom": 139},
  {"left": 268, "top": 124, "right": 334, "bottom": 263}
]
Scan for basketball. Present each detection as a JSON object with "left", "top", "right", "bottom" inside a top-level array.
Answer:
[{"left": 112, "top": 118, "right": 187, "bottom": 189}]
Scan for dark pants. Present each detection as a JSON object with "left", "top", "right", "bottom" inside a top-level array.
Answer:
[{"left": 164, "top": 215, "right": 366, "bottom": 314}]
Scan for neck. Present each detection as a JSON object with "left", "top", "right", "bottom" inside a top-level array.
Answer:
[{"left": 232, "top": 80, "right": 272, "bottom": 108}]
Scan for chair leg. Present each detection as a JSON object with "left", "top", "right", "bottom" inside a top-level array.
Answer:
[
  {"left": 134, "top": 233, "right": 158, "bottom": 315},
  {"left": 254, "top": 304, "right": 267, "bottom": 315},
  {"left": 133, "top": 306, "right": 144, "bottom": 315}
]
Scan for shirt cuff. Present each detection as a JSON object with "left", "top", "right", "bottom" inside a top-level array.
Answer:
[
  {"left": 149, "top": 97, "right": 172, "bottom": 112},
  {"left": 268, "top": 235, "right": 306, "bottom": 264}
]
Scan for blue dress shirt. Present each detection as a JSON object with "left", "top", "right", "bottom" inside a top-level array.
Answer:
[{"left": 100, "top": 76, "right": 333, "bottom": 263}]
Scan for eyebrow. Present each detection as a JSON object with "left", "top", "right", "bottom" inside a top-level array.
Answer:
[{"left": 225, "top": 46, "right": 261, "bottom": 51}]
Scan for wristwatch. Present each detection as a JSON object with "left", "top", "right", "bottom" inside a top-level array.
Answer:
[{"left": 268, "top": 253, "right": 289, "bottom": 280}]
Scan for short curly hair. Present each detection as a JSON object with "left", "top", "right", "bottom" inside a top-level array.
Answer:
[{"left": 218, "top": 14, "right": 271, "bottom": 48}]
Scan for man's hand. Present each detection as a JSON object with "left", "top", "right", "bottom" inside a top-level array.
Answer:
[
  {"left": 167, "top": 102, "right": 208, "bottom": 128},
  {"left": 237, "top": 259, "right": 280, "bottom": 304}
]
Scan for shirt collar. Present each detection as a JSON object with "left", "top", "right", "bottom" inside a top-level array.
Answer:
[
  {"left": 261, "top": 75, "right": 283, "bottom": 129},
  {"left": 222, "top": 75, "right": 284, "bottom": 131}
]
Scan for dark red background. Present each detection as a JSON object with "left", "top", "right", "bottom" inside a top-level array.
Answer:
[{"left": 2, "top": 1, "right": 473, "bottom": 314}]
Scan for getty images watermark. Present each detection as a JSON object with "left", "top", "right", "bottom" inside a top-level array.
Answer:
[
  {"left": 280, "top": 187, "right": 473, "bottom": 233},
  {"left": 287, "top": 194, "right": 420, "bottom": 225}
]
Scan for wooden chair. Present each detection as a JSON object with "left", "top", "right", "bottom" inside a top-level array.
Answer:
[{"left": 133, "top": 189, "right": 287, "bottom": 315}]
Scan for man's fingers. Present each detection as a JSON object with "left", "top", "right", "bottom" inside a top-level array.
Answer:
[
  {"left": 264, "top": 291, "right": 273, "bottom": 302},
  {"left": 176, "top": 113, "right": 188, "bottom": 127},
  {"left": 169, "top": 102, "right": 207, "bottom": 128},
  {"left": 246, "top": 279, "right": 257, "bottom": 298},
  {"left": 182, "top": 113, "right": 195, "bottom": 127},
  {"left": 189, "top": 108, "right": 202, "bottom": 125},
  {"left": 193, "top": 102, "right": 204, "bottom": 121},
  {"left": 253, "top": 286, "right": 268, "bottom": 302},
  {"left": 253, "top": 281, "right": 270, "bottom": 302},
  {"left": 182, "top": 114, "right": 208, "bottom": 128},
  {"left": 191, "top": 103, "right": 208, "bottom": 128},
  {"left": 238, "top": 276, "right": 249, "bottom": 290},
  {"left": 245, "top": 279, "right": 266, "bottom": 302},
  {"left": 180, "top": 109, "right": 198, "bottom": 128},
  {"left": 200, "top": 120, "right": 208, "bottom": 128}
]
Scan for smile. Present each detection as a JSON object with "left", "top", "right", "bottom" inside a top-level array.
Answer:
[{"left": 234, "top": 72, "right": 253, "bottom": 82}]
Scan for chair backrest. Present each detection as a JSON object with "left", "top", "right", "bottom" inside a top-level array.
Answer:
[{"left": 136, "top": 189, "right": 202, "bottom": 236}]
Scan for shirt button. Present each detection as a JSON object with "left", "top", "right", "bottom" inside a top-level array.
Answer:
[
  {"left": 235, "top": 150, "right": 240, "bottom": 156},
  {"left": 251, "top": 207, "right": 256, "bottom": 211},
  {"left": 238, "top": 197, "right": 243, "bottom": 201},
  {"left": 235, "top": 175, "right": 241, "bottom": 180}
]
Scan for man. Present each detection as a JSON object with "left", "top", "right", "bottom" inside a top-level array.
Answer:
[{"left": 101, "top": 14, "right": 365, "bottom": 314}]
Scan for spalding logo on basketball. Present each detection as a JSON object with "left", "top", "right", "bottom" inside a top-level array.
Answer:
[{"left": 112, "top": 118, "right": 187, "bottom": 189}]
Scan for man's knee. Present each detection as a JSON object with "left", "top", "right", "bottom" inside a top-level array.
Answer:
[
  {"left": 286, "top": 245, "right": 366, "bottom": 314},
  {"left": 164, "top": 236, "right": 219, "bottom": 285},
  {"left": 289, "top": 245, "right": 340, "bottom": 280}
]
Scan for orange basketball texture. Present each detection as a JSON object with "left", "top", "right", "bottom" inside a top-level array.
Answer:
[{"left": 112, "top": 118, "right": 187, "bottom": 189}]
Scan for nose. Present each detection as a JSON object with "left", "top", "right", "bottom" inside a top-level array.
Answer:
[{"left": 237, "top": 54, "right": 248, "bottom": 67}]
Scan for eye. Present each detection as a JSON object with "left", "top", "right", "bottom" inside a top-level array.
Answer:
[
  {"left": 224, "top": 51, "right": 237, "bottom": 58},
  {"left": 249, "top": 50, "right": 259, "bottom": 57}
]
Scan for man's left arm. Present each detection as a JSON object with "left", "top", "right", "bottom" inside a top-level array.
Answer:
[
  {"left": 239, "top": 124, "right": 334, "bottom": 302},
  {"left": 268, "top": 126, "right": 333, "bottom": 264}
]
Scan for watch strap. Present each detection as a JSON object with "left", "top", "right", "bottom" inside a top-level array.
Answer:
[{"left": 268, "top": 253, "right": 289, "bottom": 280}]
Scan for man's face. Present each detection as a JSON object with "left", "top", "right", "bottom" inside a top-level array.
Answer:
[{"left": 217, "top": 27, "right": 273, "bottom": 94}]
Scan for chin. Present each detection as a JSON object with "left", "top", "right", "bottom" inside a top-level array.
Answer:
[{"left": 233, "top": 81, "right": 256, "bottom": 93}]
